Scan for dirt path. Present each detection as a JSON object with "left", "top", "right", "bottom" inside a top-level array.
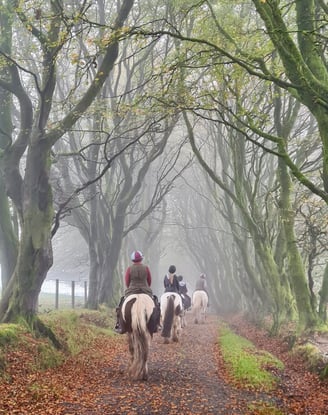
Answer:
[
  {"left": 42, "top": 313, "right": 279, "bottom": 415},
  {"left": 3, "top": 311, "right": 328, "bottom": 414}
]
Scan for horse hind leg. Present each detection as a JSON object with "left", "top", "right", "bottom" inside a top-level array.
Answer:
[
  {"left": 193, "top": 306, "right": 199, "bottom": 324},
  {"left": 172, "top": 323, "right": 179, "bottom": 342},
  {"left": 172, "top": 317, "right": 181, "bottom": 342}
]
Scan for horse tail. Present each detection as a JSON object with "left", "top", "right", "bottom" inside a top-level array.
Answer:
[
  {"left": 161, "top": 295, "right": 175, "bottom": 338},
  {"left": 126, "top": 295, "right": 152, "bottom": 380},
  {"left": 124, "top": 297, "right": 136, "bottom": 332}
]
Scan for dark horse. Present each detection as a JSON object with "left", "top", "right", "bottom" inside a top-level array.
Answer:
[{"left": 120, "top": 293, "right": 158, "bottom": 381}]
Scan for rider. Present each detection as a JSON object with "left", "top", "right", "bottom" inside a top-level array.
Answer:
[
  {"left": 177, "top": 275, "right": 191, "bottom": 310},
  {"left": 115, "top": 250, "right": 160, "bottom": 333},
  {"left": 195, "top": 273, "right": 210, "bottom": 307},
  {"left": 163, "top": 265, "right": 180, "bottom": 293}
]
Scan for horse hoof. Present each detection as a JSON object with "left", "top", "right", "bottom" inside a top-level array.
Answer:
[
  {"left": 172, "top": 336, "right": 179, "bottom": 342},
  {"left": 164, "top": 338, "right": 170, "bottom": 344}
]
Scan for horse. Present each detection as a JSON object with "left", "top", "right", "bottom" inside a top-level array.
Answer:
[
  {"left": 192, "top": 290, "right": 208, "bottom": 324},
  {"left": 180, "top": 292, "right": 191, "bottom": 328},
  {"left": 160, "top": 292, "right": 183, "bottom": 344},
  {"left": 120, "top": 293, "right": 158, "bottom": 381}
]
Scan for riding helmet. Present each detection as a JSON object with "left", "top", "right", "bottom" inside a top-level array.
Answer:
[
  {"left": 168, "top": 265, "right": 176, "bottom": 273},
  {"left": 131, "top": 250, "right": 143, "bottom": 262}
]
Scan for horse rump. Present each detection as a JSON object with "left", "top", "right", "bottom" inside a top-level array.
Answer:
[{"left": 192, "top": 290, "right": 208, "bottom": 324}]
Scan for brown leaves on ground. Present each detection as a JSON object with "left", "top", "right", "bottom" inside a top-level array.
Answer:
[
  {"left": 223, "top": 314, "right": 328, "bottom": 415},
  {"left": 1, "top": 313, "right": 328, "bottom": 414}
]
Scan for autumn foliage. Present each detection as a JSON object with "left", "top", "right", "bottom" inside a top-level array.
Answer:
[{"left": 0, "top": 311, "right": 327, "bottom": 414}]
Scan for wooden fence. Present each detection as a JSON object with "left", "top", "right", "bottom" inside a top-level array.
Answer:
[{"left": 38, "top": 279, "right": 88, "bottom": 311}]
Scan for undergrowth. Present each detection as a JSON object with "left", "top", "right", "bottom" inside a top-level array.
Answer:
[
  {"left": 0, "top": 307, "right": 116, "bottom": 376},
  {"left": 218, "top": 325, "right": 284, "bottom": 391}
]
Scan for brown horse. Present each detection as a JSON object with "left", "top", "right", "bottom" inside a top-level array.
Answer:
[{"left": 121, "top": 293, "right": 158, "bottom": 381}]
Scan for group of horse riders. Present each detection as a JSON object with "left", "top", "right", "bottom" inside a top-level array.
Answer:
[{"left": 115, "top": 250, "right": 209, "bottom": 334}]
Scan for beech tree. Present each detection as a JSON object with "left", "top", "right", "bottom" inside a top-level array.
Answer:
[
  {"left": 0, "top": 0, "right": 134, "bottom": 326},
  {"left": 133, "top": 0, "right": 327, "bottom": 328}
]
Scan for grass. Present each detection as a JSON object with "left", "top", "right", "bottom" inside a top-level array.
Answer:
[
  {"left": 38, "top": 292, "right": 85, "bottom": 312},
  {"left": 40, "top": 308, "right": 115, "bottom": 355},
  {"left": 0, "top": 324, "right": 23, "bottom": 347},
  {"left": 0, "top": 307, "right": 116, "bottom": 376},
  {"left": 218, "top": 325, "right": 284, "bottom": 391}
]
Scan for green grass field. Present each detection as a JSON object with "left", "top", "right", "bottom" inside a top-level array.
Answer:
[{"left": 38, "top": 292, "right": 86, "bottom": 312}]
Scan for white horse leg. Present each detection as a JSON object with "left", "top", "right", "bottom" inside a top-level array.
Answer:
[
  {"left": 181, "top": 310, "right": 187, "bottom": 328},
  {"left": 172, "top": 317, "right": 180, "bottom": 342}
]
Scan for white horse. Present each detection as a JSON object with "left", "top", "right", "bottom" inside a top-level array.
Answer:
[
  {"left": 160, "top": 292, "right": 183, "bottom": 344},
  {"left": 192, "top": 290, "right": 208, "bottom": 324},
  {"left": 121, "top": 293, "right": 158, "bottom": 381}
]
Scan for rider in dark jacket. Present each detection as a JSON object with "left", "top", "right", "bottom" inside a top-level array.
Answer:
[
  {"left": 163, "top": 265, "right": 180, "bottom": 293},
  {"left": 178, "top": 275, "right": 191, "bottom": 310}
]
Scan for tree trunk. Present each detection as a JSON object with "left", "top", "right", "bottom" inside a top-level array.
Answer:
[
  {"left": 0, "top": 177, "right": 18, "bottom": 292},
  {"left": 0, "top": 1, "right": 17, "bottom": 291},
  {"left": 0, "top": 142, "right": 53, "bottom": 322},
  {"left": 319, "top": 263, "right": 328, "bottom": 321},
  {"left": 277, "top": 149, "right": 317, "bottom": 328}
]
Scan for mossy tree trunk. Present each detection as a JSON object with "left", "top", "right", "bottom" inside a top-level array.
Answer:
[
  {"left": 273, "top": 92, "right": 317, "bottom": 329},
  {"left": 0, "top": 142, "right": 53, "bottom": 322},
  {"left": 0, "top": 0, "right": 18, "bottom": 292},
  {"left": 277, "top": 152, "right": 316, "bottom": 328}
]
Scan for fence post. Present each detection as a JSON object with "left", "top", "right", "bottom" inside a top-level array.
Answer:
[
  {"left": 55, "top": 279, "right": 59, "bottom": 309},
  {"left": 71, "top": 280, "right": 75, "bottom": 309},
  {"left": 84, "top": 281, "right": 87, "bottom": 307}
]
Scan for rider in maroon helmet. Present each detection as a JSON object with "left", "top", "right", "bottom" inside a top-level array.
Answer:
[{"left": 115, "top": 250, "right": 160, "bottom": 333}]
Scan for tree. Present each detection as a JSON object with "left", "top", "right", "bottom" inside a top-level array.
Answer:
[
  {"left": 134, "top": 0, "right": 328, "bottom": 328},
  {"left": 0, "top": 0, "right": 135, "bottom": 326}
]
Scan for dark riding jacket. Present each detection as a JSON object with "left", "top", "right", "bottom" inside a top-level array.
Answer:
[{"left": 164, "top": 273, "right": 180, "bottom": 293}]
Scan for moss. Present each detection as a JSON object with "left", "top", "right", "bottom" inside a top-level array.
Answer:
[
  {"left": 0, "top": 308, "right": 114, "bottom": 377},
  {"left": 294, "top": 343, "right": 328, "bottom": 378},
  {"left": 0, "top": 323, "right": 22, "bottom": 347},
  {"left": 219, "top": 325, "right": 284, "bottom": 391}
]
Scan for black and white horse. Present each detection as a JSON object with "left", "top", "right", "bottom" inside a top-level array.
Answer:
[
  {"left": 192, "top": 290, "right": 208, "bottom": 324},
  {"left": 160, "top": 292, "right": 183, "bottom": 343},
  {"left": 121, "top": 293, "right": 158, "bottom": 380}
]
